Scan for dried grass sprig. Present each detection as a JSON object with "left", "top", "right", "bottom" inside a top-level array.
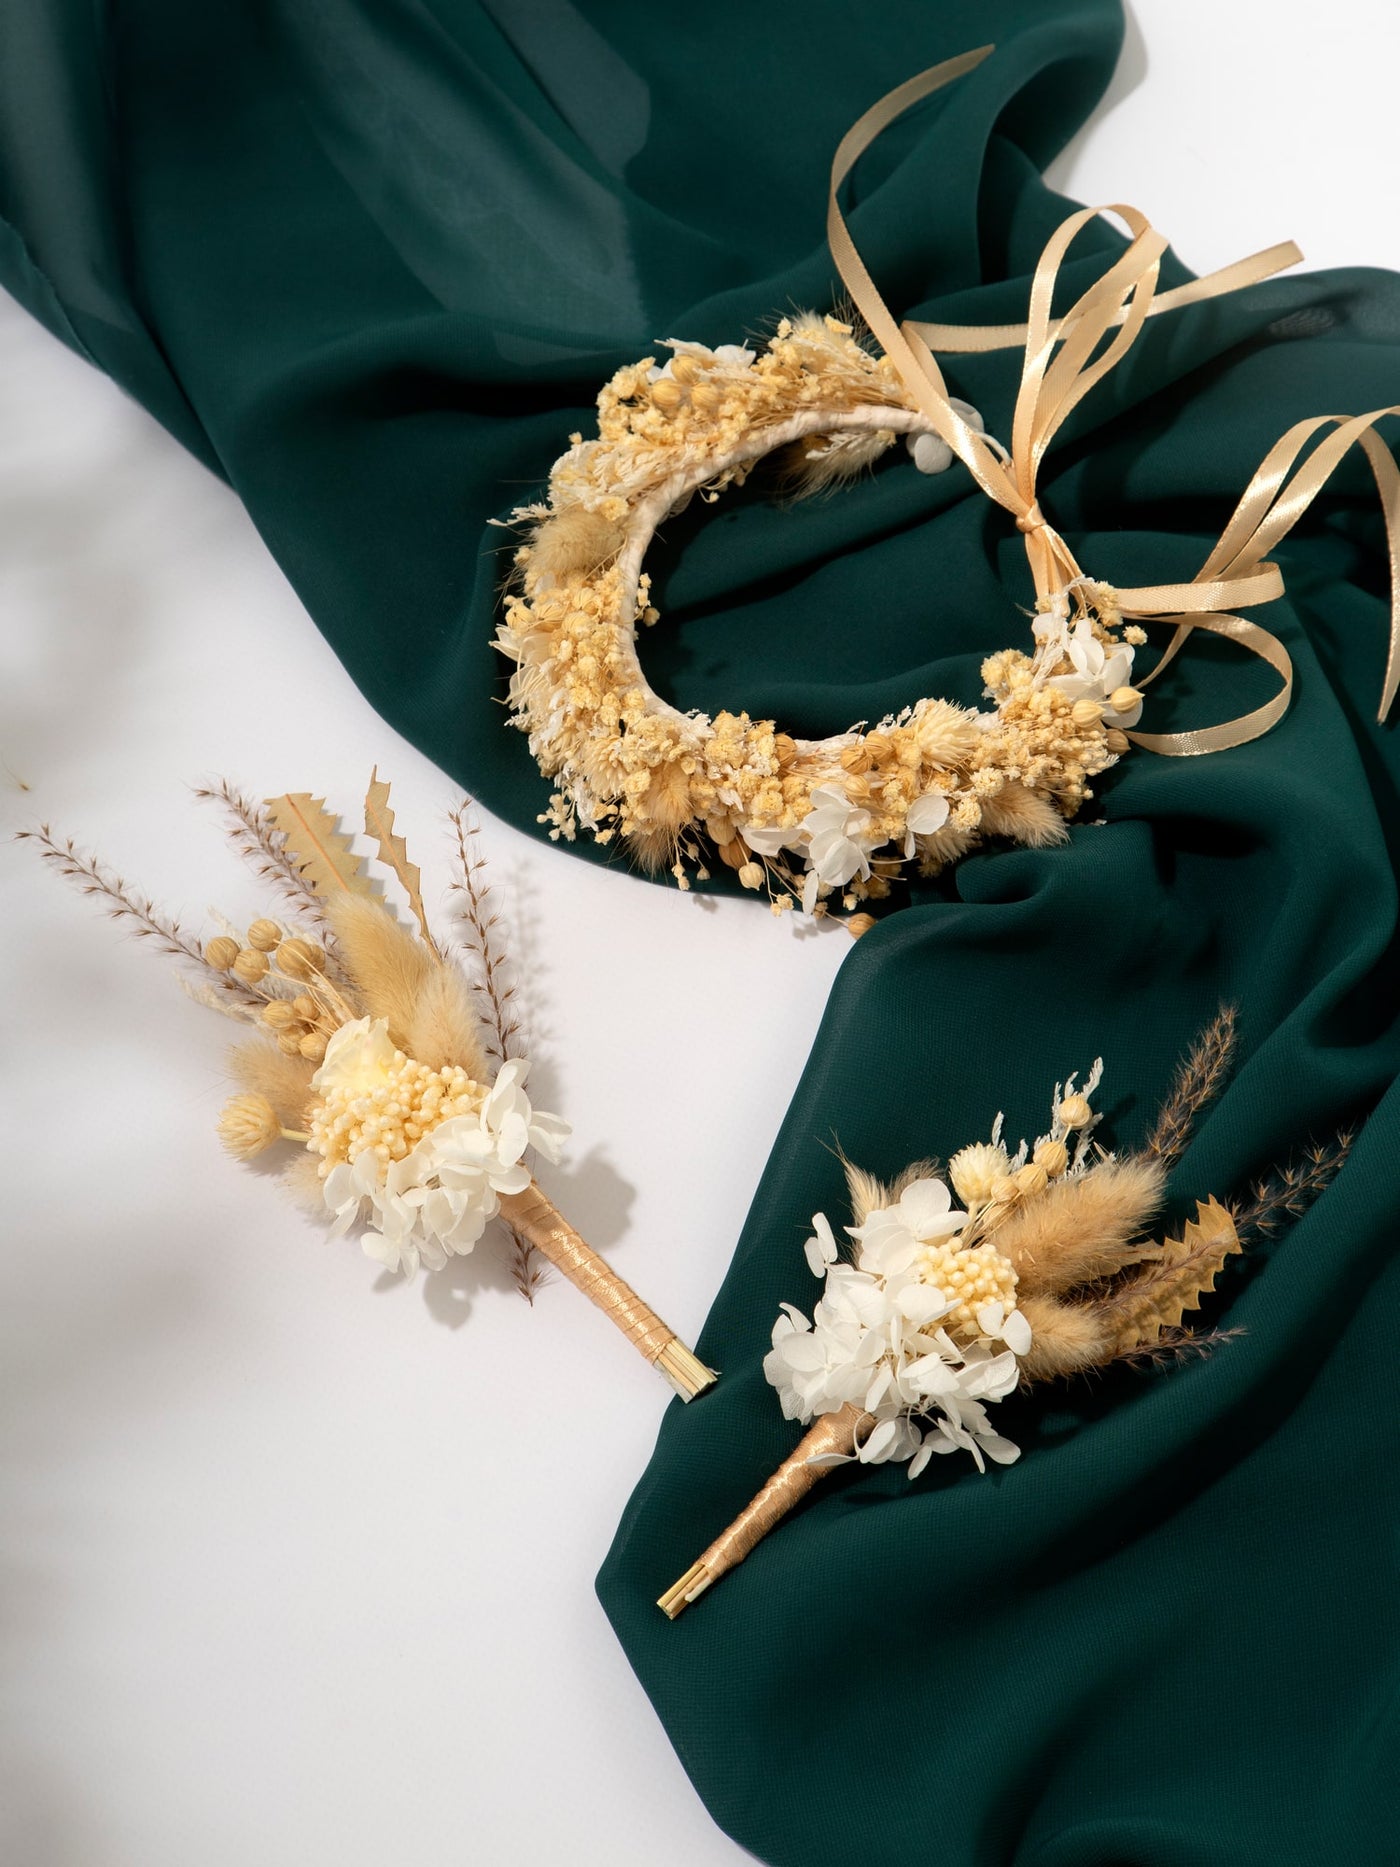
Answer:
[
  {"left": 447, "top": 800, "right": 537, "bottom": 1300},
  {"left": 1143, "top": 1004, "right": 1238, "bottom": 1172},
  {"left": 1231, "top": 1130, "right": 1355, "bottom": 1243},
  {"left": 446, "top": 802, "right": 522, "bottom": 1067},
  {"left": 16, "top": 824, "right": 264, "bottom": 1009},
  {"left": 1119, "top": 1325, "right": 1248, "bottom": 1369},
  {"left": 192, "top": 780, "right": 337, "bottom": 942}
]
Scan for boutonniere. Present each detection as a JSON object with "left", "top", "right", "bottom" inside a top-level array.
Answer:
[
  {"left": 20, "top": 775, "right": 716, "bottom": 1401},
  {"left": 660, "top": 1009, "right": 1351, "bottom": 1614}
]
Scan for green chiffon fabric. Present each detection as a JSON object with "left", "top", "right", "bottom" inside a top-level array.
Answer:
[{"left": 5, "top": 3, "right": 1399, "bottom": 1861}]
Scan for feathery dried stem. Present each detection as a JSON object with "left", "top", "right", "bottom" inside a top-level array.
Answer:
[
  {"left": 191, "top": 780, "right": 337, "bottom": 944},
  {"left": 1119, "top": 1325, "right": 1247, "bottom": 1369},
  {"left": 1231, "top": 1129, "right": 1355, "bottom": 1243},
  {"left": 17, "top": 824, "right": 264, "bottom": 1009},
  {"left": 447, "top": 800, "right": 538, "bottom": 1300},
  {"left": 1144, "top": 1005, "right": 1238, "bottom": 1172}
]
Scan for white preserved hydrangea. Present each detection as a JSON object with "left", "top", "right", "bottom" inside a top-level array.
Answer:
[
  {"left": 763, "top": 1176, "right": 1030, "bottom": 1477},
  {"left": 312, "top": 1023, "right": 569, "bottom": 1279},
  {"left": 1046, "top": 615, "right": 1143, "bottom": 728}
]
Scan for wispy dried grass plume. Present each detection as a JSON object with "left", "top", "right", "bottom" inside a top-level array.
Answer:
[{"left": 1144, "top": 1004, "right": 1238, "bottom": 1172}]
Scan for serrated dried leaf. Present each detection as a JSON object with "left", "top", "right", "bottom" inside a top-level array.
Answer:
[
  {"left": 1107, "top": 1197, "right": 1243, "bottom": 1357},
  {"left": 364, "top": 769, "right": 435, "bottom": 950},
  {"left": 264, "top": 793, "right": 372, "bottom": 902}
]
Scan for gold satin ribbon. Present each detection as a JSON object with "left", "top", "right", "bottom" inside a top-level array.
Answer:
[{"left": 828, "top": 46, "right": 1400, "bottom": 750}]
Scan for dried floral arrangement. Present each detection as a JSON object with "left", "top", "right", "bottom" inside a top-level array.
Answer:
[
  {"left": 659, "top": 1009, "right": 1352, "bottom": 1614},
  {"left": 496, "top": 48, "right": 1400, "bottom": 921},
  {"left": 19, "top": 776, "right": 717, "bottom": 1401}
]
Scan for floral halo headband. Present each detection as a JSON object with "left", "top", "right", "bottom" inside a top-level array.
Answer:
[{"left": 496, "top": 46, "right": 1400, "bottom": 921}]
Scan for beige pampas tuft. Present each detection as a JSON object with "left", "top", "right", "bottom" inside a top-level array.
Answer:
[
  {"left": 842, "top": 1156, "right": 938, "bottom": 1226},
  {"left": 528, "top": 506, "right": 626, "bottom": 583},
  {"left": 1014, "top": 1295, "right": 1112, "bottom": 1381},
  {"left": 991, "top": 1156, "right": 1165, "bottom": 1297},
  {"left": 227, "top": 1037, "right": 317, "bottom": 1129},
  {"left": 978, "top": 782, "right": 1070, "bottom": 848},
  {"left": 780, "top": 426, "right": 898, "bottom": 497}
]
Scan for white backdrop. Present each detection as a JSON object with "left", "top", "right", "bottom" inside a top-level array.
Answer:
[{"left": 4, "top": 7, "right": 1397, "bottom": 1863}]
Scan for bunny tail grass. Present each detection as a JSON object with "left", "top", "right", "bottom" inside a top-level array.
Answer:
[
  {"left": 659, "top": 1403, "right": 867, "bottom": 1618},
  {"left": 498, "top": 1180, "right": 717, "bottom": 1400}
]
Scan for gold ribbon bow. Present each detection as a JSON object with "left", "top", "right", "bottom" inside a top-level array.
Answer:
[{"left": 828, "top": 45, "right": 1400, "bottom": 752}]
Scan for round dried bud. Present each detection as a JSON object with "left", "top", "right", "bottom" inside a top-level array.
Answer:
[
  {"left": 690, "top": 382, "right": 721, "bottom": 415},
  {"left": 298, "top": 1031, "right": 328, "bottom": 1064},
  {"left": 1109, "top": 686, "right": 1142, "bottom": 714},
  {"left": 715, "top": 838, "right": 747, "bottom": 871},
  {"left": 1033, "top": 1137, "right": 1069, "bottom": 1178},
  {"left": 292, "top": 995, "right": 317, "bottom": 1021},
  {"left": 990, "top": 1175, "right": 1021, "bottom": 1206},
  {"left": 843, "top": 777, "right": 873, "bottom": 805},
  {"left": 650, "top": 377, "right": 684, "bottom": 414},
  {"left": 949, "top": 1142, "right": 1011, "bottom": 1208},
  {"left": 232, "top": 946, "right": 269, "bottom": 984},
  {"left": 1057, "top": 1093, "right": 1093, "bottom": 1129},
  {"left": 737, "top": 862, "right": 764, "bottom": 890},
  {"left": 1105, "top": 729, "right": 1130, "bottom": 754},
  {"left": 276, "top": 1032, "right": 304, "bottom": 1057},
  {"left": 1015, "top": 1161, "right": 1048, "bottom": 1198},
  {"left": 1071, "top": 698, "right": 1103, "bottom": 727},
  {"left": 275, "top": 937, "right": 318, "bottom": 979},
  {"left": 670, "top": 353, "right": 701, "bottom": 385},
  {"left": 839, "top": 743, "right": 872, "bottom": 774},
  {"left": 864, "top": 731, "right": 892, "bottom": 763},
  {"left": 205, "top": 936, "right": 240, "bottom": 971},
  {"left": 247, "top": 918, "right": 282, "bottom": 952},
  {"left": 845, "top": 913, "right": 877, "bottom": 939},
  {"left": 773, "top": 734, "right": 798, "bottom": 770},
  {"left": 216, "top": 1094, "right": 281, "bottom": 1161},
  {"left": 262, "top": 1000, "right": 297, "bottom": 1031}
]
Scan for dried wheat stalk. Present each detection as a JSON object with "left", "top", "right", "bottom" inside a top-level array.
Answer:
[{"left": 1231, "top": 1130, "right": 1355, "bottom": 1243}]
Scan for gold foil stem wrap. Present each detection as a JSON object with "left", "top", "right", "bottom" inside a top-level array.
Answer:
[
  {"left": 498, "top": 1179, "right": 717, "bottom": 1401},
  {"left": 658, "top": 1402, "right": 870, "bottom": 1617}
]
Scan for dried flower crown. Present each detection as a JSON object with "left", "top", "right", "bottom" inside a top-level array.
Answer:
[
  {"left": 498, "top": 47, "right": 1400, "bottom": 920},
  {"left": 660, "top": 1009, "right": 1353, "bottom": 1614},
  {"left": 21, "top": 776, "right": 718, "bottom": 1402}
]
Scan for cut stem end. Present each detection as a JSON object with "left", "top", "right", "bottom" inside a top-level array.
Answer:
[
  {"left": 654, "top": 1337, "right": 719, "bottom": 1401},
  {"left": 657, "top": 1562, "right": 715, "bottom": 1619}
]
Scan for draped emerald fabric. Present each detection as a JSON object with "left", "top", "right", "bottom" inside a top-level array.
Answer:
[{"left": 4, "top": 3, "right": 1399, "bottom": 1862}]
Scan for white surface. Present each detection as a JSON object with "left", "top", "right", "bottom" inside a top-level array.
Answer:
[{"left": 3, "top": 9, "right": 1397, "bottom": 1863}]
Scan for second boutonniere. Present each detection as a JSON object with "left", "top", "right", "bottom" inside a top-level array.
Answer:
[
  {"left": 660, "top": 1009, "right": 1352, "bottom": 1613},
  {"left": 21, "top": 775, "right": 717, "bottom": 1401}
]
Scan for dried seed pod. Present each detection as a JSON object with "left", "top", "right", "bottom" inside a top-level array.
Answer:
[
  {"left": 1071, "top": 699, "right": 1103, "bottom": 727},
  {"left": 292, "top": 995, "right": 317, "bottom": 1021},
  {"left": 277, "top": 1032, "right": 304, "bottom": 1057},
  {"left": 1109, "top": 686, "right": 1142, "bottom": 715},
  {"left": 275, "top": 937, "right": 318, "bottom": 979},
  {"left": 1033, "top": 1137, "right": 1069, "bottom": 1178},
  {"left": 1105, "top": 729, "right": 1130, "bottom": 753},
  {"left": 247, "top": 918, "right": 282, "bottom": 952},
  {"left": 205, "top": 935, "right": 240, "bottom": 971},
  {"left": 1057, "top": 1093, "right": 1092, "bottom": 1128},
  {"left": 650, "top": 378, "right": 684, "bottom": 415},
  {"left": 232, "top": 947, "right": 269, "bottom": 984},
  {"left": 298, "top": 1031, "right": 327, "bottom": 1064},
  {"left": 839, "top": 743, "right": 871, "bottom": 774},
  {"left": 262, "top": 1000, "right": 297, "bottom": 1031},
  {"left": 773, "top": 734, "right": 797, "bottom": 770}
]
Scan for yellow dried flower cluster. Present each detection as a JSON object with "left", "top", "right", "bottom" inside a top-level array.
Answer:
[
  {"left": 309, "top": 1053, "right": 484, "bottom": 1180},
  {"left": 496, "top": 315, "right": 1132, "bottom": 907},
  {"left": 915, "top": 1238, "right": 1020, "bottom": 1342}
]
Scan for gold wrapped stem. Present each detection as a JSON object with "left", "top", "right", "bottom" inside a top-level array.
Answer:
[
  {"left": 658, "top": 1402, "right": 870, "bottom": 1616},
  {"left": 499, "top": 1180, "right": 717, "bottom": 1400}
]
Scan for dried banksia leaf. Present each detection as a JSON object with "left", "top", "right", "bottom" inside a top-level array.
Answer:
[
  {"left": 1144, "top": 1005, "right": 1238, "bottom": 1172},
  {"left": 364, "top": 769, "right": 436, "bottom": 951},
  {"left": 1101, "top": 1198, "right": 1243, "bottom": 1358},
  {"left": 991, "top": 1157, "right": 1165, "bottom": 1298},
  {"left": 265, "top": 793, "right": 373, "bottom": 902}
]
